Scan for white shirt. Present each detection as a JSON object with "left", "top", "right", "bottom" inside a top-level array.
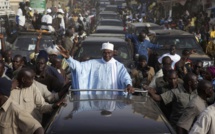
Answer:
[
  {"left": 158, "top": 53, "right": 181, "bottom": 68},
  {"left": 149, "top": 69, "right": 163, "bottom": 88},
  {"left": 189, "top": 103, "right": 215, "bottom": 134},
  {"left": 17, "top": 8, "right": 25, "bottom": 26},
  {"left": 41, "top": 14, "right": 55, "bottom": 32}
]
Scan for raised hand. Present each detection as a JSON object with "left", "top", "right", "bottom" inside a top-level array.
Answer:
[
  {"left": 0, "top": 34, "right": 4, "bottom": 39},
  {"left": 57, "top": 45, "right": 70, "bottom": 59}
]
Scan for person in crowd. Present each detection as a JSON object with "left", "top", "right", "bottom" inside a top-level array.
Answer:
[
  {"left": 159, "top": 70, "right": 182, "bottom": 119},
  {"left": 177, "top": 80, "right": 214, "bottom": 133},
  {"left": 51, "top": 57, "right": 69, "bottom": 83},
  {"left": 192, "top": 60, "right": 204, "bottom": 80},
  {"left": 149, "top": 56, "right": 172, "bottom": 88},
  {"left": 145, "top": 73, "right": 198, "bottom": 129},
  {"left": 175, "top": 49, "right": 193, "bottom": 79},
  {"left": 0, "top": 77, "right": 44, "bottom": 134},
  {"left": 16, "top": 2, "right": 26, "bottom": 31},
  {"left": 125, "top": 30, "right": 162, "bottom": 61},
  {"left": 52, "top": 8, "right": 65, "bottom": 35},
  {"left": 155, "top": 65, "right": 173, "bottom": 94},
  {"left": 131, "top": 55, "right": 155, "bottom": 88},
  {"left": 34, "top": 56, "right": 64, "bottom": 92},
  {"left": 11, "top": 55, "right": 24, "bottom": 78},
  {"left": 41, "top": 9, "right": 55, "bottom": 32},
  {"left": 158, "top": 45, "right": 181, "bottom": 69},
  {"left": 57, "top": 42, "right": 134, "bottom": 92},
  {"left": 189, "top": 102, "right": 215, "bottom": 134},
  {"left": 63, "top": 29, "right": 75, "bottom": 53},
  {"left": 10, "top": 68, "right": 63, "bottom": 123}
]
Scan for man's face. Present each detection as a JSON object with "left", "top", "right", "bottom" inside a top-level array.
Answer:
[
  {"left": 163, "top": 58, "right": 172, "bottom": 66},
  {"left": 36, "top": 58, "right": 46, "bottom": 73},
  {"left": 22, "top": 71, "right": 34, "bottom": 88},
  {"left": 138, "top": 32, "right": 146, "bottom": 42},
  {"left": 0, "top": 64, "right": 4, "bottom": 77},
  {"left": 170, "top": 46, "right": 176, "bottom": 55},
  {"left": 168, "top": 73, "right": 178, "bottom": 88},
  {"left": 12, "top": 57, "right": 23, "bottom": 70},
  {"left": 139, "top": 60, "right": 147, "bottom": 68},
  {"left": 194, "top": 62, "right": 203, "bottom": 75},
  {"left": 5, "top": 50, "right": 12, "bottom": 62},
  {"left": 190, "top": 75, "right": 198, "bottom": 91},
  {"left": 204, "top": 83, "right": 214, "bottom": 98},
  {"left": 102, "top": 49, "right": 113, "bottom": 62}
]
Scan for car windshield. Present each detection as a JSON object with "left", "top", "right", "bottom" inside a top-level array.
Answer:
[
  {"left": 13, "top": 37, "right": 53, "bottom": 51},
  {"left": 75, "top": 42, "right": 130, "bottom": 61},
  {"left": 154, "top": 36, "right": 199, "bottom": 49},
  {"left": 99, "top": 21, "right": 123, "bottom": 26}
]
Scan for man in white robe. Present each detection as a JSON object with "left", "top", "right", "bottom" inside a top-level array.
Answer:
[{"left": 57, "top": 43, "right": 133, "bottom": 92}]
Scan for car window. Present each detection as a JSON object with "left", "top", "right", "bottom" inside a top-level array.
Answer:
[
  {"left": 155, "top": 36, "right": 199, "bottom": 49},
  {"left": 13, "top": 37, "right": 53, "bottom": 51}
]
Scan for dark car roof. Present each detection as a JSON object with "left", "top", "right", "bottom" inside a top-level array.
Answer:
[
  {"left": 99, "top": 11, "right": 118, "bottom": 15},
  {"left": 99, "top": 18, "right": 122, "bottom": 22},
  {"left": 95, "top": 26, "right": 125, "bottom": 34},
  {"left": 45, "top": 90, "right": 175, "bottom": 134},
  {"left": 149, "top": 29, "right": 193, "bottom": 35},
  {"left": 83, "top": 36, "right": 125, "bottom": 42},
  {"left": 129, "top": 22, "right": 161, "bottom": 27},
  {"left": 89, "top": 33, "right": 125, "bottom": 38}
]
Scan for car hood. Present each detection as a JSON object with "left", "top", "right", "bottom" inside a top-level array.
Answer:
[{"left": 46, "top": 92, "right": 175, "bottom": 134}]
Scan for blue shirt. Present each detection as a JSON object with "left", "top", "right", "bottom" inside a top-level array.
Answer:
[
  {"left": 66, "top": 57, "right": 132, "bottom": 89},
  {"left": 125, "top": 34, "right": 160, "bottom": 61}
]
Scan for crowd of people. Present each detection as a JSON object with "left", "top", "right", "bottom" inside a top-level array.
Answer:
[{"left": 1, "top": 0, "right": 215, "bottom": 134}]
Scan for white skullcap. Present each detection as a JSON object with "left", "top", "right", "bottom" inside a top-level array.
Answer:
[
  {"left": 57, "top": 8, "right": 64, "bottom": 14},
  {"left": 101, "top": 42, "right": 114, "bottom": 51},
  {"left": 46, "top": 45, "right": 59, "bottom": 55},
  {"left": 46, "top": 9, "right": 51, "bottom": 13}
]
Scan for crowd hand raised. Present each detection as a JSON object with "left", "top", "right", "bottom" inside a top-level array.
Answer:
[
  {"left": 73, "top": 35, "right": 79, "bottom": 44},
  {"left": 37, "top": 32, "right": 42, "bottom": 40},
  {"left": 57, "top": 45, "right": 70, "bottom": 59},
  {"left": 0, "top": 34, "right": 4, "bottom": 39}
]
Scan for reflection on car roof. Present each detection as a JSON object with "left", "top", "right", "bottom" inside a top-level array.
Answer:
[
  {"left": 84, "top": 36, "right": 125, "bottom": 42},
  {"left": 89, "top": 33, "right": 125, "bottom": 38},
  {"left": 99, "top": 18, "right": 122, "bottom": 22},
  {"left": 99, "top": 11, "right": 118, "bottom": 14},
  {"left": 150, "top": 29, "right": 193, "bottom": 35},
  {"left": 130, "top": 22, "right": 160, "bottom": 27},
  {"left": 96, "top": 25, "right": 124, "bottom": 30}
]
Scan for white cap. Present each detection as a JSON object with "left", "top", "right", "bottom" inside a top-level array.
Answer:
[
  {"left": 57, "top": 8, "right": 64, "bottom": 14},
  {"left": 46, "top": 45, "right": 59, "bottom": 55},
  {"left": 29, "top": 7, "right": 32, "bottom": 11},
  {"left": 101, "top": 42, "right": 114, "bottom": 51},
  {"left": 46, "top": 9, "right": 51, "bottom": 13}
]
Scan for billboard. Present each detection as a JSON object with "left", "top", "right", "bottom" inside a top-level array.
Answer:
[{"left": 30, "top": 0, "right": 46, "bottom": 13}]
